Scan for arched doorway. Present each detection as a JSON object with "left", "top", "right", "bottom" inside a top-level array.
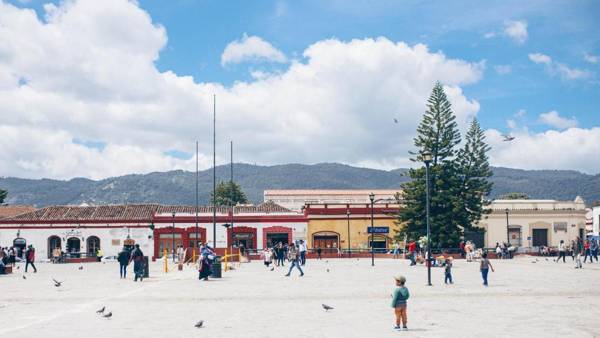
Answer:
[
  {"left": 312, "top": 231, "right": 339, "bottom": 253},
  {"left": 86, "top": 236, "right": 101, "bottom": 257},
  {"left": 47, "top": 236, "right": 62, "bottom": 259},
  {"left": 67, "top": 237, "right": 81, "bottom": 258},
  {"left": 13, "top": 237, "right": 27, "bottom": 259}
]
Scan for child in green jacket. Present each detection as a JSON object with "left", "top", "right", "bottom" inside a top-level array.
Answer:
[{"left": 391, "top": 275, "right": 410, "bottom": 331}]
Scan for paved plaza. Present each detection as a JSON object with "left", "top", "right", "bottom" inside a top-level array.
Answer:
[{"left": 0, "top": 257, "right": 599, "bottom": 337}]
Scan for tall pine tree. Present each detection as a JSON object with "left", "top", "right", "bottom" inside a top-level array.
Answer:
[
  {"left": 453, "top": 118, "right": 493, "bottom": 232},
  {"left": 397, "top": 82, "right": 462, "bottom": 248}
]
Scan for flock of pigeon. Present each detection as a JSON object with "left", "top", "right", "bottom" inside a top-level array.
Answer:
[{"left": 16, "top": 257, "right": 343, "bottom": 330}]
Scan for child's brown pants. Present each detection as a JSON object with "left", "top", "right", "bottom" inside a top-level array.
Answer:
[{"left": 394, "top": 306, "right": 407, "bottom": 326}]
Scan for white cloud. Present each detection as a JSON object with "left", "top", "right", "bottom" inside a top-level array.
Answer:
[
  {"left": 221, "top": 33, "right": 287, "bottom": 66},
  {"left": 487, "top": 127, "right": 600, "bottom": 174},
  {"left": 483, "top": 32, "right": 496, "bottom": 39},
  {"left": 494, "top": 65, "right": 512, "bottom": 75},
  {"left": 529, "top": 53, "right": 591, "bottom": 80},
  {"left": 583, "top": 52, "right": 598, "bottom": 64},
  {"left": 538, "top": 111, "right": 578, "bottom": 129},
  {"left": 504, "top": 20, "right": 528, "bottom": 44},
  {"left": 514, "top": 109, "right": 526, "bottom": 118},
  {"left": 529, "top": 53, "right": 552, "bottom": 65},
  {"left": 0, "top": 0, "right": 484, "bottom": 180},
  {"left": 506, "top": 119, "right": 517, "bottom": 129}
]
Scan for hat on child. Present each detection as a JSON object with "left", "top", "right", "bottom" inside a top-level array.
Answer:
[{"left": 394, "top": 275, "right": 406, "bottom": 283}]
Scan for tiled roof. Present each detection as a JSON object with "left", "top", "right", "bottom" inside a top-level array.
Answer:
[
  {"left": 0, "top": 202, "right": 296, "bottom": 223},
  {"left": 7, "top": 204, "right": 158, "bottom": 222},
  {"left": 0, "top": 205, "right": 37, "bottom": 219}
]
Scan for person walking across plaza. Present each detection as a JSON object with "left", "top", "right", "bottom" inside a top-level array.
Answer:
[
  {"left": 118, "top": 246, "right": 131, "bottom": 279},
  {"left": 583, "top": 240, "right": 592, "bottom": 263},
  {"left": 275, "top": 242, "right": 285, "bottom": 267},
  {"left": 285, "top": 243, "right": 304, "bottom": 277},
  {"left": 391, "top": 275, "right": 410, "bottom": 331},
  {"left": 24, "top": 245, "right": 37, "bottom": 273},
  {"left": 262, "top": 247, "right": 273, "bottom": 268},
  {"left": 298, "top": 240, "right": 307, "bottom": 266},
  {"left": 574, "top": 237, "right": 583, "bottom": 269},
  {"left": 591, "top": 238, "right": 599, "bottom": 262},
  {"left": 556, "top": 240, "right": 567, "bottom": 263},
  {"left": 480, "top": 252, "right": 494, "bottom": 286},
  {"left": 198, "top": 253, "right": 212, "bottom": 281},
  {"left": 444, "top": 257, "right": 453, "bottom": 284},
  {"left": 130, "top": 244, "right": 145, "bottom": 282},
  {"left": 408, "top": 241, "right": 417, "bottom": 266}
]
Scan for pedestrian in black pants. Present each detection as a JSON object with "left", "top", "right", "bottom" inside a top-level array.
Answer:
[
  {"left": 556, "top": 240, "right": 566, "bottom": 263},
  {"left": 316, "top": 247, "right": 322, "bottom": 260},
  {"left": 25, "top": 245, "right": 37, "bottom": 273},
  {"left": 118, "top": 246, "right": 131, "bottom": 279}
]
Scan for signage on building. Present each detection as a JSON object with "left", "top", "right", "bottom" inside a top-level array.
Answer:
[
  {"left": 553, "top": 222, "right": 567, "bottom": 232},
  {"left": 368, "top": 227, "right": 389, "bottom": 234},
  {"left": 64, "top": 229, "right": 82, "bottom": 238}
]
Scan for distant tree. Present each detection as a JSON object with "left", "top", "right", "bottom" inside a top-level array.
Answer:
[
  {"left": 397, "top": 82, "right": 463, "bottom": 247},
  {"left": 499, "top": 192, "right": 530, "bottom": 200},
  {"left": 454, "top": 118, "right": 493, "bottom": 230},
  {"left": 211, "top": 181, "right": 248, "bottom": 206},
  {"left": 0, "top": 188, "right": 6, "bottom": 204}
]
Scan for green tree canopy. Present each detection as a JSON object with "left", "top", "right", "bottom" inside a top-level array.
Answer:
[
  {"left": 397, "top": 83, "right": 492, "bottom": 248},
  {"left": 211, "top": 181, "right": 248, "bottom": 206},
  {"left": 0, "top": 188, "right": 7, "bottom": 204}
]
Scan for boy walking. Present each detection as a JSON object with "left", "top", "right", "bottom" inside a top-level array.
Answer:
[
  {"left": 391, "top": 275, "right": 410, "bottom": 331},
  {"left": 284, "top": 243, "right": 304, "bottom": 277},
  {"left": 444, "top": 257, "right": 453, "bottom": 284},
  {"left": 480, "top": 252, "right": 494, "bottom": 286}
]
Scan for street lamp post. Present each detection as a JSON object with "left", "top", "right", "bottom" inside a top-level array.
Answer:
[
  {"left": 423, "top": 151, "right": 433, "bottom": 286},
  {"left": 346, "top": 208, "right": 351, "bottom": 258},
  {"left": 505, "top": 208, "right": 510, "bottom": 244},
  {"left": 369, "top": 192, "right": 375, "bottom": 267},
  {"left": 171, "top": 211, "right": 176, "bottom": 263}
]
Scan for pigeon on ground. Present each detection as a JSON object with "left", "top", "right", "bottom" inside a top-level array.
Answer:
[
  {"left": 545, "top": 258, "right": 549, "bottom": 261},
  {"left": 194, "top": 320, "right": 204, "bottom": 328},
  {"left": 52, "top": 278, "right": 63, "bottom": 287},
  {"left": 531, "top": 261, "right": 536, "bottom": 264},
  {"left": 326, "top": 268, "right": 330, "bottom": 273},
  {"left": 78, "top": 265, "right": 84, "bottom": 270},
  {"left": 394, "top": 118, "right": 399, "bottom": 123},
  {"left": 102, "top": 312, "right": 112, "bottom": 318},
  {"left": 322, "top": 304, "right": 334, "bottom": 311},
  {"left": 96, "top": 306, "right": 105, "bottom": 314},
  {"left": 270, "top": 267, "right": 275, "bottom": 271},
  {"left": 16, "top": 266, "right": 20, "bottom": 269},
  {"left": 325, "top": 260, "right": 328, "bottom": 264},
  {"left": 22, "top": 275, "right": 26, "bottom": 280}
]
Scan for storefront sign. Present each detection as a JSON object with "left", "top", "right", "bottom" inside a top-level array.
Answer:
[{"left": 368, "top": 227, "right": 389, "bottom": 234}]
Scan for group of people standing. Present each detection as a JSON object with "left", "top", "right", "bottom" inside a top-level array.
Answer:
[
  {"left": 261, "top": 240, "right": 307, "bottom": 276},
  {"left": 0, "top": 245, "right": 37, "bottom": 274},
  {"left": 556, "top": 237, "right": 599, "bottom": 268}
]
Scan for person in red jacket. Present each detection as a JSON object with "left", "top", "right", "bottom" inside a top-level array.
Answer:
[
  {"left": 25, "top": 245, "right": 37, "bottom": 273},
  {"left": 408, "top": 241, "right": 417, "bottom": 266}
]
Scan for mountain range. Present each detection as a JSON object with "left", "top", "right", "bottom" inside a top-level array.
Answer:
[{"left": 1, "top": 163, "right": 599, "bottom": 207}]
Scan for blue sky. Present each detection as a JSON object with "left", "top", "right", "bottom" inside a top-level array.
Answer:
[{"left": 1, "top": 0, "right": 599, "bottom": 178}]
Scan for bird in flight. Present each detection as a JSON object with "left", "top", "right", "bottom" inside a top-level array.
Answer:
[
  {"left": 96, "top": 306, "right": 105, "bottom": 314},
  {"left": 322, "top": 304, "right": 334, "bottom": 312},
  {"left": 52, "top": 278, "right": 63, "bottom": 287},
  {"left": 102, "top": 312, "right": 112, "bottom": 319},
  {"left": 502, "top": 134, "right": 515, "bottom": 141},
  {"left": 22, "top": 275, "right": 26, "bottom": 280},
  {"left": 194, "top": 320, "right": 204, "bottom": 328},
  {"left": 393, "top": 118, "right": 399, "bottom": 123}
]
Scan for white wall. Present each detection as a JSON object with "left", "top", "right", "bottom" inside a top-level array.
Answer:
[{"left": 593, "top": 206, "right": 600, "bottom": 236}]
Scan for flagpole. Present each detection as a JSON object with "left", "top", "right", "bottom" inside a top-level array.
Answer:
[{"left": 212, "top": 94, "right": 216, "bottom": 248}]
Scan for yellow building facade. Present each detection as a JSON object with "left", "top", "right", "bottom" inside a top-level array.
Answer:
[{"left": 305, "top": 203, "right": 402, "bottom": 252}]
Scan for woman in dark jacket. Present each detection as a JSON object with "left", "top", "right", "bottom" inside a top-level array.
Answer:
[
  {"left": 118, "top": 247, "right": 131, "bottom": 279},
  {"left": 198, "top": 254, "right": 211, "bottom": 281}
]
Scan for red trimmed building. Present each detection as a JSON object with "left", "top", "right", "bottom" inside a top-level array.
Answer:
[{"left": 0, "top": 202, "right": 306, "bottom": 261}]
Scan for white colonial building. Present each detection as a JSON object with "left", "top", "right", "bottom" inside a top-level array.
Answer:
[
  {"left": 0, "top": 202, "right": 306, "bottom": 262},
  {"left": 478, "top": 197, "right": 588, "bottom": 249}
]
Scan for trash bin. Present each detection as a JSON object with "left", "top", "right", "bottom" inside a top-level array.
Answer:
[
  {"left": 210, "top": 256, "right": 222, "bottom": 278},
  {"left": 143, "top": 256, "right": 150, "bottom": 278}
]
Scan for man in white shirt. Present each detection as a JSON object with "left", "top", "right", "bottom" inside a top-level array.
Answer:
[{"left": 298, "top": 240, "right": 307, "bottom": 266}]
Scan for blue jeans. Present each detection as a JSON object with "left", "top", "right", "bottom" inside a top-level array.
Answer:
[
  {"left": 481, "top": 268, "right": 489, "bottom": 285},
  {"left": 300, "top": 251, "right": 306, "bottom": 265},
  {"left": 286, "top": 259, "right": 304, "bottom": 276},
  {"left": 120, "top": 263, "right": 127, "bottom": 278},
  {"left": 445, "top": 271, "right": 453, "bottom": 284}
]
